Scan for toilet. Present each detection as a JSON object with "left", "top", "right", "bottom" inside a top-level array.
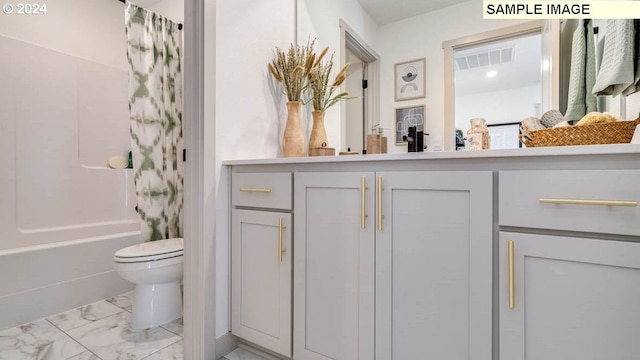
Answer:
[{"left": 113, "top": 237, "right": 184, "bottom": 329}]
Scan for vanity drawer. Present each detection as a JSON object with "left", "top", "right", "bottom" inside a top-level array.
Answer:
[
  {"left": 232, "top": 172, "right": 292, "bottom": 210},
  {"left": 499, "top": 170, "right": 640, "bottom": 236}
]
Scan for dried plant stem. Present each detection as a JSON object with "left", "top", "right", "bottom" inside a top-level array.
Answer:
[
  {"left": 268, "top": 39, "right": 316, "bottom": 102},
  {"left": 308, "top": 53, "right": 351, "bottom": 112}
]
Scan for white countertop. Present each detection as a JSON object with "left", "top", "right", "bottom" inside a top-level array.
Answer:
[{"left": 222, "top": 144, "right": 640, "bottom": 166}]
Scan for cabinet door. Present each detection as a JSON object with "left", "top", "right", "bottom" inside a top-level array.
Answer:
[
  {"left": 500, "top": 232, "right": 640, "bottom": 360},
  {"left": 294, "top": 172, "right": 375, "bottom": 360},
  {"left": 231, "top": 209, "right": 291, "bottom": 357},
  {"left": 376, "top": 171, "right": 493, "bottom": 360}
]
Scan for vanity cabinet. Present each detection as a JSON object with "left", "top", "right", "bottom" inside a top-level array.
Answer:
[
  {"left": 499, "top": 232, "right": 640, "bottom": 360},
  {"left": 375, "top": 171, "right": 493, "bottom": 360},
  {"left": 498, "top": 169, "right": 640, "bottom": 360},
  {"left": 226, "top": 148, "right": 640, "bottom": 360},
  {"left": 231, "top": 173, "right": 292, "bottom": 358},
  {"left": 293, "top": 171, "right": 493, "bottom": 360},
  {"left": 293, "top": 172, "right": 376, "bottom": 360}
]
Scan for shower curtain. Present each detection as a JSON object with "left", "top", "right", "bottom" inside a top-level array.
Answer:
[{"left": 125, "top": 3, "right": 183, "bottom": 241}]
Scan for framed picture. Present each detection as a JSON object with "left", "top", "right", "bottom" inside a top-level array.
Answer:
[
  {"left": 486, "top": 122, "right": 522, "bottom": 149},
  {"left": 394, "top": 58, "right": 426, "bottom": 101},
  {"left": 395, "top": 105, "right": 425, "bottom": 144}
]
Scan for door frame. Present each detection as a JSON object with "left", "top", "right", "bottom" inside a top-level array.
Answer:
[
  {"left": 442, "top": 20, "right": 558, "bottom": 151},
  {"left": 183, "top": 0, "right": 216, "bottom": 359},
  {"left": 340, "top": 19, "right": 380, "bottom": 152}
]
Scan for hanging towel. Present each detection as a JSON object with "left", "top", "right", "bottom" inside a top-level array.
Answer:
[
  {"left": 622, "top": 19, "right": 640, "bottom": 96},
  {"left": 585, "top": 20, "right": 597, "bottom": 113},
  {"left": 595, "top": 34, "right": 607, "bottom": 111},
  {"left": 565, "top": 20, "right": 587, "bottom": 121},
  {"left": 592, "top": 19, "right": 635, "bottom": 97}
]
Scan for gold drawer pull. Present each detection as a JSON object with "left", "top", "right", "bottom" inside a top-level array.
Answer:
[
  {"left": 539, "top": 198, "right": 637, "bottom": 207},
  {"left": 239, "top": 188, "right": 272, "bottom": 193},
  {"left": 508, "top": 240, "right": 515, "bottom": 309},
  {"left": 377, "top": 176, "right": 383, "bottom": 231},
  {"left": 278, "top": 218, "right": 286, "bottom": 262},
  {"left": 361, "top": 176, "right": 368, "bottom": 229}
]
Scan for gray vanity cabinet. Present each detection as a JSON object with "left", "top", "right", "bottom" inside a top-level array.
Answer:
[
  {"left": 231, "top": 173, "right": 293, "bottom": 358},
  {"left": 498, "top": 169, "right": 640, "bottom": 360},
  {"left": 499, "top": 232, "right": 640, "bottom": 360},
  {"left": 293, "top": 172, "right": 376, "bottom": 360},
  {"left": 293, "top": 171, "right": 493, "bottom": 360},
  {"left": 375, "top": 171, "right": 493, "bottom": 360}
]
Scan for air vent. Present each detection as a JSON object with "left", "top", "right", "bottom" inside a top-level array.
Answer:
[{"left": 455, "top": 45, "right": 515, "bottom": 71}]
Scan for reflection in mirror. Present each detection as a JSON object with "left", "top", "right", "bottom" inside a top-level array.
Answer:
[
  {"left": 443, "top": 20, "right": 557, "bottom": 150},
  {"left": 298, "top": 0, "right": 557, "bottom": 153},
  {"left": 454, "top": 32, "right": 542, "bottom": 147}
]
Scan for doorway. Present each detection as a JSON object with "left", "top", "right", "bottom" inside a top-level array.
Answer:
[
  {"left": 340, "top": 20, "right": 380, "bottom": 153},
  {"left": 454, "top": 32, "right": 542, "bottom": 148}
]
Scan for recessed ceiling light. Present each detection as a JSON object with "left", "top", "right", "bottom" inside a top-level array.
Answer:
[{"left": 486, "top": 70, "right": 497, "bottom": 78}]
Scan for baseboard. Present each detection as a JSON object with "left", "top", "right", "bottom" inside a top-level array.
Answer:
[
  {"left": 216, "top": 332, "right": 238, "bottom": 359},
  {"left": 236, "top": 339, "right": 289, "bottom": 360}
]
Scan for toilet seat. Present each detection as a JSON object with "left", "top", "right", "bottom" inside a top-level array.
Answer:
[{"left": 114, "top": 238, "right": 184, "bottom": 263}]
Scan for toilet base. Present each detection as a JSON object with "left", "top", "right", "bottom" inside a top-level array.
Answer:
[{"left": 130, "top": 281, "right": 183, "bottom": 329}]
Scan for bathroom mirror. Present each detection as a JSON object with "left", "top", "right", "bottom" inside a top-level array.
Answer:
[{"left": 297, "top": 0, "right": 560, "bottom": 152}]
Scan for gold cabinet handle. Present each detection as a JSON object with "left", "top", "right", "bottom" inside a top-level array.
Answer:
[
  {"left": 377, "top": 176, "right": 383, "bottom": 231},
  {"left": 508, "top": 240, "right": 515, "bottom": 309},
  {"left": 278, "top": 218, "right": 286, "bottom": 262},
  {"left": 539, "top": 198, "right": 637, "bottom": 207},
  {"left": 239, "top": 188, "right": 272, "bottom": 193},
  {"left": 361, "top": 176, "right": 368, "bottom": 229}
]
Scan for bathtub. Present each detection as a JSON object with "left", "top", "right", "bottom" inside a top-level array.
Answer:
[{"left": 0, "top": 231, "right": 142, "bottom": 330}]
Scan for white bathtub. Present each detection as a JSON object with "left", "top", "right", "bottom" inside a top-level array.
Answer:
[
  {"left": 0, "top": 231, "right": 142, "bottom": 330},
  {"left": 0, "top": 33, "right": 144, "bottom": 331}
]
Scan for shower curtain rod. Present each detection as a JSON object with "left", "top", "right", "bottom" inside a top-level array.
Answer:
[{"left": 118, "top": 0, "right": 183, "bottom": 30}]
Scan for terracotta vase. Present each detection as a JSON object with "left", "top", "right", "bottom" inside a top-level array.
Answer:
[
  {"left": 308, "top": 110, "right": 328, "bottom": 155},
  {"left": 282, "top": 101, "right": 305, "bottom": 157}
]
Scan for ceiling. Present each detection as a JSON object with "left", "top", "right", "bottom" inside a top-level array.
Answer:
[
  {"left": 455, "top": 33, "right": 542, "bottom": 96},
  {"left": 357, "top": 0, "right": 470, "bottom": 26}
]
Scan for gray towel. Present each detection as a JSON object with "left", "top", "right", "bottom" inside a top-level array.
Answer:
[
  {"left": 565, "top": 20, "right": 587, "bottom": 121},
  {"left": 592, "top": 19, "right": 635, "bottom": 97},
  {"left": 622, "top": 19, "right": 640, "bottom": 96},
  {"left": 585, "top": 20, "right": 597, "bottom": 113}
]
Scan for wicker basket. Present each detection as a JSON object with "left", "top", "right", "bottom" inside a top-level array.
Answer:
[{"left": 521, "top": 118, "right": 640, "bottom": 147}]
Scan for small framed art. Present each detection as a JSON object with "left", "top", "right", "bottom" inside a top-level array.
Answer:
[
  {"left": 394, "top": 58, "right": 426, "bottom": 101},
  {"left": 395, "top": 105, "right": 425, "bottom": 144}
]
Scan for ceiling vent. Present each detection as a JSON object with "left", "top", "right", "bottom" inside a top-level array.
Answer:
[{"left": 456, "top": 45, "right": 515, "bottom": 71}]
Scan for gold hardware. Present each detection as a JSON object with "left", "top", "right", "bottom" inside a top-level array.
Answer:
[
  {"left": 539, "top": 198, "right": 637, "bottom": 207},
  {"left": 361, "top": 176, "right": 368, "bottom": 229},
  {"left": 377, "top": 176, "right": 383, "bottom": 231},
  {"left": 239, "top": 188, "right": 272, "bottom": 193},
  {"left": 508, "top": 240, "right": 515, "bottom": 309},
  {"left": 278, "top": 218, "right": 286, "bottom": 262}
]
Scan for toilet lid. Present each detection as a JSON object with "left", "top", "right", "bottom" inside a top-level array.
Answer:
[{"left": 114, "top": 238, "right": 184, "bottom": 263}]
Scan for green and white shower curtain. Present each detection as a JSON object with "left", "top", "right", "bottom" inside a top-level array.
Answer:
[{"left": 125, "top": 3, "right": 183, "bottom": 241}]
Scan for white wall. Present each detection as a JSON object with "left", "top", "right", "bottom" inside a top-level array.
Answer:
[
  {"left": 144, "top": 0, "right": 184, "bottom": 23},
  {"left": 455, "top": 84, "right": 541, "bottom": 133},
  {"left": 297, "top": 0, "right": 379, "bottom": 151},
  {"left": 377, "top": 0, "right": 529, "bottom": 153},
  {"left": 215, "top": 0, "right": 296, "bottom": 338},
  {"left": 0, "top": 0, "right": 127, "bottom": 69}
]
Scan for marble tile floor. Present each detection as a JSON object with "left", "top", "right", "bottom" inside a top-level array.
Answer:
[{"left": 0, "top": 291, "right": 184, "bottom": 360}]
